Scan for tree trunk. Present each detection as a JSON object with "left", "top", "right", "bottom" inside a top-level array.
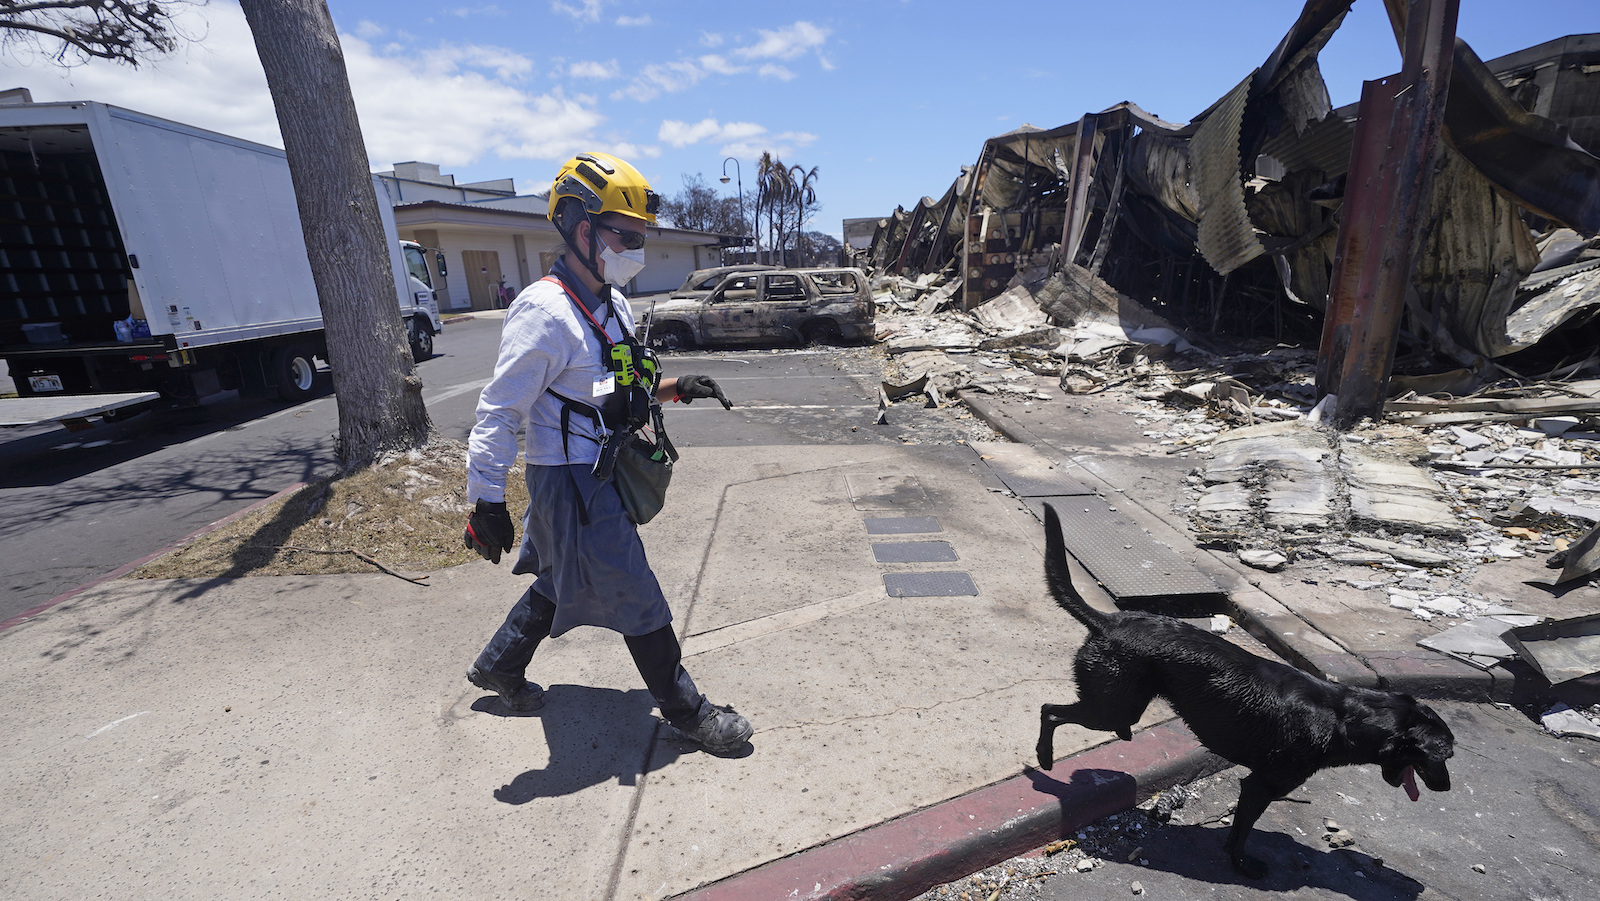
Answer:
[{"left": 237, "top": 0, "right": 430, "bottom": 469}]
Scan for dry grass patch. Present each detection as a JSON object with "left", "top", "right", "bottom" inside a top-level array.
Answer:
[{"left": 133, "top": 434, "right": 528, "bottom": 580}]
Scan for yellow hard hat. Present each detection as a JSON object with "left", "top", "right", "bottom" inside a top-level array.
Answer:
[{"left": 549, "top": 152, "right": 660, "bottom": 225}]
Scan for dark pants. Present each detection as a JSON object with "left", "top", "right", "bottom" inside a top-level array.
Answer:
[{"left": 475, "top": 586, "right": 711, "bottom": 729}]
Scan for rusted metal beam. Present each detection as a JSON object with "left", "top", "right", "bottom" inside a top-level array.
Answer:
[
  {"left": 961, "top": 142, "right": 996, "bottom": 310},
  {"left": 891, "top": 202, "right": 928, "bottom": 275},
  {"left": 1315, "top": 0, "right": 1459, "bottom": 427},
  {"left": 1060, "top": 114, "right": 1099, "bottom": 267}
]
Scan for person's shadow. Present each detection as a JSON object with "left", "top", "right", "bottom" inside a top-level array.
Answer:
[{"left": 482, "top": 684, "right": 711, "bottom": 804}]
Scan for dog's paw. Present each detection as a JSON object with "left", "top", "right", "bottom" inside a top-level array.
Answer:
[
  {"left": 1036, "top": 742, "right": 1054, "bottom": 770},
  {"left": 1230, "top": 852, "right": 1269, "bottom": 880}
]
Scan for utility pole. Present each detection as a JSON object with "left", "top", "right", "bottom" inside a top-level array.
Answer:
[{"left": 721, "top": 157, "right": 752, "bottom": 264}]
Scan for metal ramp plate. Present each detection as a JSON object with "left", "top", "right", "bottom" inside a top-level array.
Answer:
[
  {"left": 864, "top": 516, "right": 942, "bottom": 535},
  {"left": 1025, "top": 496, "right": 1224, "bottom": 609},
  {"left": 883, "top": 572, "right": 978, "bottom": 597},
  {"left": 872, "top": 541, "right": 958, "bottom": 563},
  {"left": 970, "top": 441, "right": 1095, "bottom": 497}
]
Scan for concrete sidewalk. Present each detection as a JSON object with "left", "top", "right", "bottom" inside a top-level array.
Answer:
[{"left": 0, "top": 440, "right": 1215, "bottom": 901}]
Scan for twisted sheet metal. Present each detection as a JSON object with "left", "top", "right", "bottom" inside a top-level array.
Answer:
[{"left": 1190, "top": 74, "right": 1265, "bottom": 276}]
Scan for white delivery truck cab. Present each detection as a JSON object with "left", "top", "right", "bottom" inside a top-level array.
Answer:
[{"left": 0, "top": 96, "right": 442, "bottom": 426}]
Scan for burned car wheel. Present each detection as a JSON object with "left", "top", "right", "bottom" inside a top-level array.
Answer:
[
  {"left": 802, "top": 320, "right": 843, "bottom": 346},
  {"left": 651, "top": 323, "right": 694, "bottom": 352}
]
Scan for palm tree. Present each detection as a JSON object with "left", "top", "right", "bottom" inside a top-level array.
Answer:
[
  {"left": 788, "top": 164, "right": 819, "bottom": 265},
  {"left": 755, "top": 152, "right": 792, "bottom": 266}
]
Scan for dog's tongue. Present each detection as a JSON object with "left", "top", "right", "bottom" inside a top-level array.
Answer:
[{"left": 1402, "top": 766, "right": 1420, "bottom": 802}]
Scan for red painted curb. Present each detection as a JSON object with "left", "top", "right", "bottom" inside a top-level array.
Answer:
[
  {"left": 0, "top": 480, "right": 309, "bottom": 633},
  {"left": 673, "top": 720, "right": 1226, "bottom": 901}
]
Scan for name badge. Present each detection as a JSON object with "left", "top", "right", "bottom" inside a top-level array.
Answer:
[{"left": 592, "top": 374, "right": 616, "bottom": 397}]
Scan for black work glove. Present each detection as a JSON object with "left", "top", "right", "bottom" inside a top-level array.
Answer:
[
  {"left": 463, "top": 499, "right": 515, "bottom": 564},
  {"left": 676, "top": 374, "right": 733, "bottom": 409}
]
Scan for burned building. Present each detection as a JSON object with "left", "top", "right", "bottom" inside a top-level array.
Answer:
[{"left": 866, "top": 1, "right": 1600, "bottom": 400}]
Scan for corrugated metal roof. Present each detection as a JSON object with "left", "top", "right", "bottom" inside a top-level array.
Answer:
[
  {"left": 1261, "top": 111, "right": 1355, "bottom": 178},
  {"left": 1191, "top": 74, "right": 1265, "bottom": 275}
]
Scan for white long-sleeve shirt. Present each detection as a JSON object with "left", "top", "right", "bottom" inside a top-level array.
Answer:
[{"left": 467, "top": 262, "right": 637, "bottom": 504}]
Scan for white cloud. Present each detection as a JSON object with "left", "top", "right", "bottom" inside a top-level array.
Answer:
[
  {"left": 735, "top": 21, "right": 830, "bottom": 61},
  {"left": 719, "top": 130, "right": 817, "bottom": 161},
  {"left": 616, "top": 15, "right": 652, "bottom": 27},
  {"left": 569, "top": 59, "right": 620, "bottom": 79},
  {"left": 700, "top": 32, "right": 725, "bottom": 48},
  {"left": 355, "top": 21, "right": 386, "bottom": 40},
  {"left": 658, "top": 118, "right": 765, "bottom": 148},
  {"left": 657, "top": 118, "right": 815, "bottom": 161},
  {"left": 0, "top": 2, "right": 605, "bottom": 170},
  {"left": 698, "top": 54, "right": 744, "bottom": 76},
  {"left": 552, "top": 0, "right": 604, "bottom": 22},
  {"left": 422, "top": 43, "right": 535, "bottom": 81},
  {"left": 611, "top": 59, "right": 709, "bottom": 102},
  {"left": 758, "top": 64, "right": 795, "bottom": 81}
]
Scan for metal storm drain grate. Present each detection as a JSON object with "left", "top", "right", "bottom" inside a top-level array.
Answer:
[
  {"left": 864, "top": 516, "right": 942, "bottom": 535},
  {"left": 871, "top": 541, "right": 958, "bottom": 563},
  {"left": 883, "top": 572, "right": 979, "bottom": 598}
]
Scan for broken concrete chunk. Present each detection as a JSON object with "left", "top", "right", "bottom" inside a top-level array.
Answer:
[
  {"left": 1540, "top": 704, "right": 1600, "bottom": 741},
  {"left": 1449, "top": 427, "right": 1494, "bottom": 449},
  {"left": 1333, "top": 552, "right": 1395, "bottom": 566},
  {"left": 1388, "top": 589, "right": 1422, "bottom": 610},
  {"left": 1323, "top": 829, "right": 1357, "bottom": 849},
  {"left": 1345, "top": 536, "right": 1456, "bottom": 566},
  {"left": 1420, "top": 596, "right": 1467, "bottom": 617},
  {"left": 1238, "top": 549, "right": 1288, "bottom": 571}
]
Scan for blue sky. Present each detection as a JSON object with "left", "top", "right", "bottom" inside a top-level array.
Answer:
[{"left": 0, "top": 1, "right": 1593, "bottom": 238}]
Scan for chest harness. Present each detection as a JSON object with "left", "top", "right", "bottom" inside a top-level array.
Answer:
[{"left": 542, "top": 275, "right": 676, "bottom": 480}]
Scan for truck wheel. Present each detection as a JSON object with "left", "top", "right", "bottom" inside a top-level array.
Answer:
[
  {"left": 408, "top": 318, "right": 434, "bottom": 362},
  {"left": 273, "top": 344, "right": 318, "bottom": 403},
  {"left": 651, "top": 323, "right": 693, "bottom": 352},
  {"left": 803, "top": 320, "right": 843, "bottom": 346}
]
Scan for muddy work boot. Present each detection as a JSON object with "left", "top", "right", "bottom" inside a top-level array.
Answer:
[
  {"left": 467, "top": 665, "right": 545, "bottom": 712},
  {"left": 676, "top": 704, "right": 753, "bottom": 754}
]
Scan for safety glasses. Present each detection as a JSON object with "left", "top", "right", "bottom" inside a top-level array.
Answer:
[{"left": 597, "top": 222, "right": 647, "bottom": 250}]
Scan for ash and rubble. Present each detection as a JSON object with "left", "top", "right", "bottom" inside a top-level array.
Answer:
[{"left": 874, "top": 262, "right": 1600, "bottom": 656}]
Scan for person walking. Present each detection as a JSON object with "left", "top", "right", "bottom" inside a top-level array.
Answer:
[{"left": 462, "top": 151, "right": 752, "bottom": 754}]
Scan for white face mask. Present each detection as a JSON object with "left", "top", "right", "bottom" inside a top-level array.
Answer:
[{"left": 599, "top": 246, "right": 646, "bottom": 286}]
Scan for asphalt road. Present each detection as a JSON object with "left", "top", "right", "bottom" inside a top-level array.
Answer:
[
  {"left": 0, "top": 316, "right": 990, "bottom": 623},
  {"left": 919, "top": 699, "right": 1600, "bottom": 901}
]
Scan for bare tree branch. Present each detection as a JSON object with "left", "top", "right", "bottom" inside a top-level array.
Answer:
[{"left": 0, "top": 0, "right": 198, "bottom": 67}]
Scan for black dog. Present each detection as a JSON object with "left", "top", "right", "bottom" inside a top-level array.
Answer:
[{"left": 1034, "top": 504, "right": 1454, "bottom": 877}]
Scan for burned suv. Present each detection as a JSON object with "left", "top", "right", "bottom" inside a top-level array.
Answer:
[{"left": 642, "top": 267, "right": 875, "bottom": 350}]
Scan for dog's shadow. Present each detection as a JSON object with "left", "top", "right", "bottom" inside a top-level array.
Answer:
[
  {"left": 1029, "top": 769, "right": 1424, "bottom": 900},
  {"left": 1121, "top": 821, "right": 1425, "bottom": 899},
  {"left": 477, "top": 684, "right": 692, "bottom": 804}
]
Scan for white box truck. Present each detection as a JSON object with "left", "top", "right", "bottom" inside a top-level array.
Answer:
[{"left": 0, "top": 96, "right": 443, "bottom": 426}]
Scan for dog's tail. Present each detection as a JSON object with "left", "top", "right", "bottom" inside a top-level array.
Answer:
[{"left": 1043, "top": 503, "right": 1107, "bottom": 636}]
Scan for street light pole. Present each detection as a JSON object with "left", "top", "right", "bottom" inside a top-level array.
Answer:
[{"left": 720, "top": 156, "right": 752, "bottom": 265}]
